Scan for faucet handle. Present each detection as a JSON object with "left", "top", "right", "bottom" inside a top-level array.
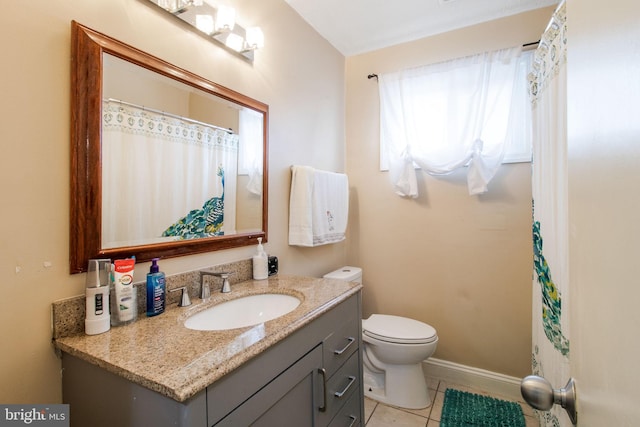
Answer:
[
  {"left": 212, "top": 271, "right": 233, "bottom": 293},
  {"left": 169, "top": 287, "right": 191, "bottom": 307}
]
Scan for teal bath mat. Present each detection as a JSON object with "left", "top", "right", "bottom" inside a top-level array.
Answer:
[{"left": 441, "top": 389, "right": 525, "bottom": 427}]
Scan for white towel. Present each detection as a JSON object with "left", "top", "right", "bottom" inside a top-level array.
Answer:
[{"left": 289, "top": 166, "right": 349, "bottom": 247}]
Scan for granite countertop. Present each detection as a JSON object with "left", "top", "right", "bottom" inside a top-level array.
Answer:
[{"left": 54, "top": 275, "right": 361, "bottom": 403}]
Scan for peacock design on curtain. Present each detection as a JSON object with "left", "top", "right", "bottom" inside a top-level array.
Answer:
[
  {"left": 203, "top": 174, "right": 225, "bottom": 234},
  {"left": 162, "top": 166, "right": 225, "bottom": 239},
  {"left": 533, "top": 218, "right": 570, "bottom": 356}
]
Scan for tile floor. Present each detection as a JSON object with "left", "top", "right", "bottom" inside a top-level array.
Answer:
[{"left": 363, "top": 378, "right": 539, "bottom": 426}]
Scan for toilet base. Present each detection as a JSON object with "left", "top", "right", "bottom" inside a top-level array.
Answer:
[{"left": 363, "top": 362, "right": 432, "bottom": 409}]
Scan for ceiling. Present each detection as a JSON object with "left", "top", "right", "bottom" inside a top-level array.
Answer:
[{"left": 284, "top": 0, "right": 559, "bottom": 56}]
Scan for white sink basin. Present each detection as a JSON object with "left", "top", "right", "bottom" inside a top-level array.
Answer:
[{"left": 184, "top": 294, "right": 301, "bottom": 331}]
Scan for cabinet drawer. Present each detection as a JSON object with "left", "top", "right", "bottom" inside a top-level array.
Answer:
[
  {"left": 323, "top": 308, "right": 359, "bottom": 376},
  {"left": 328, "top": 391, "right": 362, "bottom": 427},
  {"left": 319, "top": 350, "right": 360, "bottom": 425}
]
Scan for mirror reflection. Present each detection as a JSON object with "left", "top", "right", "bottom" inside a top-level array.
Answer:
[{"left": 102, "top": 54, "right": 263, "bottom": 249}]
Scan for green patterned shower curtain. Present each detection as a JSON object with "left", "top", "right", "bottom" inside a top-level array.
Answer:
[
  {"left": 529, "top": 2, "right": 571, "bottom": 426},
  {"left": 102, "top": 100, "right": 239, "bottom": 247}
]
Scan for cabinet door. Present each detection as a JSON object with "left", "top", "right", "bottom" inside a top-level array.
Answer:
[{"left": 214, "top": 345, "right": 323, "bottom": 426}]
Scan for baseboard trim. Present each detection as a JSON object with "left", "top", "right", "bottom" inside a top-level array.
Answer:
[{"left": 423, "top": 358, "right": 523, "bottom": 402}]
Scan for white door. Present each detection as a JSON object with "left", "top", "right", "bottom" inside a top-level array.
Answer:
[{"left": 565, "top": 0, "right": 640, "bottom": 425}]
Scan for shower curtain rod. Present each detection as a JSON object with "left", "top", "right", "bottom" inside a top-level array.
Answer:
[
  {"left": 367, "top": 40, "right": 540, "bottom": 80},
  {"left": 104, "top": 98, "right": 235, "bottom": 134}
]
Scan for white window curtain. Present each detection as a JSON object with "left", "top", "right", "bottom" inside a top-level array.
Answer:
[
  {"left": 101, "top": 100, "right": 239, "bottom": 247},
  {"left": 379, "top": 46, "right": 531, "bottom": 196},
  {"left": 238, "top": 108, "right": 264, "bottom": 196}
]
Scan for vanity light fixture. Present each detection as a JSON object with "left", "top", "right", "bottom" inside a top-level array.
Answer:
[{"left": 148, "top": 0, "right": 264, "bottom": 61}]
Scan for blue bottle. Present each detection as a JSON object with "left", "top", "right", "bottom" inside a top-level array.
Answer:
[{"left": 146, "top": 258, "right": 166, "bottom": 316}]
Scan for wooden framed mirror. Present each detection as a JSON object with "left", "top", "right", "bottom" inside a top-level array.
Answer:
[{"left": 70, "top": 21, "right": 268, "bottom": 273}]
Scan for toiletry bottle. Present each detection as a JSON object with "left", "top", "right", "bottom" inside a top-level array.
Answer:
[
  {"left": 111, "top": 258, "right": 137, "bottom": 326},
  {"left": 146, "top": 258, "right": 166, "bottom": 317},
  {"left": 85, "top": 259, "right": 111, "bottom": 335},
  {"left": 252, "top": 237, "right": 269, "bottom": 280}
]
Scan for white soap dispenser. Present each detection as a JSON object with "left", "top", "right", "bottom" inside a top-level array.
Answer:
[
  {"left": 85, "top": 259, "right": 111, "bottom": 335},
  {"left": 252, "top": 237, "right": 269, "bottom": 280}
]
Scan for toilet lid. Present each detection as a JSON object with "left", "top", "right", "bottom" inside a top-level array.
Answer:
[{"left": 363, "top": 314, "right": 437, "bottom": 344}]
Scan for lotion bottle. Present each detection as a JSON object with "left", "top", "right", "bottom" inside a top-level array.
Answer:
[
  {"left": 85, "top": 259, "right": 111, "bottom": 335},
  {"left": 146, "top": 258, "right": 166, "bottom": 317},
  {"left": 111, "top": 258, "right": 137, "bottom": 326},
  {"left": 252, "top": 237, "right": 268, "bottom": 280}
]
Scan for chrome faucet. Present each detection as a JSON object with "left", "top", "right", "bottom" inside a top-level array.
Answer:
[
  {"left": 199, "top": 271, "right": 213, "bottom": 299},
  {"left": 200, "top": 271, "right": 233, "bottom": 295}
]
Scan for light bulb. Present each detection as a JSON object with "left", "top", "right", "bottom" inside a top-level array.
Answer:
[
  {"left": 215, "top": 6, "right": 236, "bottom": 32},
  {"left": 245, "top": 27, "right": 264, "bottom": 50},
  {"left": 225, "top": 33, "right": 244, "bottom": 52},
  {"left": 195, "top": 15, "right": 214, "bottom": 34}
]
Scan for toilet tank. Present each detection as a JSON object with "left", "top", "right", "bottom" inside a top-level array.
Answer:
[{"left": 323, "top": 266, "right": 362, "bottom": 284}]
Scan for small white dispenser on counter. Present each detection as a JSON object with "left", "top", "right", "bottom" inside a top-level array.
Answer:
[
  {"left": 252, "top": 237, "right": 269, "bottom": 280},
  {"left": 85, "top": 259, "right": 111, "bottom": 335}
]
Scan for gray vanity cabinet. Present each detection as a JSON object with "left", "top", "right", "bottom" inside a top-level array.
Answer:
[
  {"left": 208, "top": 291, "right": 363, "bottom": 426},
  {"left": 61, "top": 291, "right": 363, "bottom": 427}
]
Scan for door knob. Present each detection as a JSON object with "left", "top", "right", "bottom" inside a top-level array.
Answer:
[{"left": 521, "top": 375, "right": 577, "bottom": 425}]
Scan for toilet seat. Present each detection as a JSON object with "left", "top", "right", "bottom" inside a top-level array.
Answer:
[{"left": 363, "top": 314, "right": 437, "bottom": 344}]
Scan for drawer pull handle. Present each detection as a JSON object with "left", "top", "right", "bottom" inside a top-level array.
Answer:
[
  {"left": 334, "top": 337, "right": 355, "bottom": 355},
  {"left": 334, "top": 375, "right": 356, "bottom": 398},
  {"left": 318, "top": 368, "right": 327, "bottom": 412},
  {"left": 347, "top": 415, "right": 358, "bottom": 427}
]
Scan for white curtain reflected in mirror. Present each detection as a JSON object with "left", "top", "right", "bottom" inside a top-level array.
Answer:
[{"left": 239, "top": 108, "right": 264, "bottom": 196}]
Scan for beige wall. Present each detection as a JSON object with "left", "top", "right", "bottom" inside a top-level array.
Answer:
[
  {"left": 345, "top": 7, "right": 556, "bottom": 378},
  {"left": 0, "top": 0, "right": 346, "bottom": 403}
]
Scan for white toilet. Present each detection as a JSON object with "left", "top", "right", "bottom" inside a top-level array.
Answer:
[{"left": 323, "top": 267, "right": 439, "bottom": 410}]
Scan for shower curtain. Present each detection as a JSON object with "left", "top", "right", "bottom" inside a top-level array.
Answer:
[
  {"left": 529, "top": 2, "right": 570, "bottom": 426},
  {"left": 101, "top": 100, "right": 239, "bottom": 248}
]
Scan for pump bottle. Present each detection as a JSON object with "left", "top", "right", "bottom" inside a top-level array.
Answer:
[
  {"left": 85, "top": 259, "right": 111, "bottom": 335},
  {"left": 146, "top": 258, "right": 166, "bottom": 316},
  {"left": 252, "top": 237, "right": 269, "bottom": 280}
]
